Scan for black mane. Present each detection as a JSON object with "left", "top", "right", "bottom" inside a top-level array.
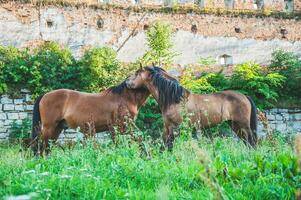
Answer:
[
  {"left": 110, "top": 81, "right": 127, "bottom": 94},
  {"left": 110, "top": 80, "right": 147, "bottom": 95},
  {"left": 146, "top": 66, "right": 185, "bottom": 110}
]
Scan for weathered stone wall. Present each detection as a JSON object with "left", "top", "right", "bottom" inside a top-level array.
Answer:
[
  {"left": 1, "top": 2, "right": 301, "bottom": 65},
  {"left": 265, "top": 108, "right": 301, "bottom": 133},
  {"left": 0, "top": 92, "right": 33, "bottom": 140},
  {"left": 0, "top": 93, "right": 300, "bottom": 141}
]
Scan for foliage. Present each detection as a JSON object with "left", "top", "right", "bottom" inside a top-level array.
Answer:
[
  {"left": 0, "top": 46, "right": 40, "bottom": 96},
  {"left": 0, "top": 43, "right": 129, "bottom": 97},
  {"left": 136, "top": 98, "right": 163, "bottom": 138},
  {"left": 8, "top": 118, "right": 32, "bottom": 141},
  {"left": 79, "top": 47, "right": 124, "bottom": 92},
  {"left": 230, "top": 62, "right": 285, "bottom": 109},
  {"left": 140, "top": 20, "right": 176, "bottom": 67},
  {"left": 0, "top": 135, "right": 300, "bottom": 199},
  {"left": 30, "top": 42, "right": 82, "bottom": 96},
  {"left": 270, "top": 49, "right": 301, "bottom": 99},
  {"left": 198, "top": 56, "right": 216, "bottom": 66},
  {"left": 181, "top": 69, "right": 230, "bottom": 94}
]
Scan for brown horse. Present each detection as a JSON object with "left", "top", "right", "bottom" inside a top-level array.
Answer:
[
  {"left": 31, "top": 81, "right": 150, "bottom": 155},
  {"left": 125, "top": 66, "right": 258, "bottom": 150}
]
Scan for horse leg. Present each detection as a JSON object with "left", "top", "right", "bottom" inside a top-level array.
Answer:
[
  {"left": 162, "top": 123, "right": 176, "bottom": 151},
  {"left": 231, "top": 121, "right": 256, "bottom": 147},
  {"left": 230, "top": 121, "right": 249, "bottom": 146},
  {"left": 41, "top": 123, "right": 62, "bottom": 156}
]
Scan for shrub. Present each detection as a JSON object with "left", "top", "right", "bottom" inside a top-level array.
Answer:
[
  {"left": 230, "top": 62, "right": 285, "bottom": 109},
  {"left": 30, "top": 42, "right": 82, "bottom": 96},
  {"left": 270, "top": 49, "right": 301, "bottom": 98},
  {"left": 0, "top": 46, "right": 41, "bottom": 96},
  {"left": 180, "top": 67, "right": 229, "bottom": 94},
  {"left": 136, "top": 98, "right": 163, "bottom": 138},
  {"left": 79, "top": 47, "right": 125, "bottom": 92}
]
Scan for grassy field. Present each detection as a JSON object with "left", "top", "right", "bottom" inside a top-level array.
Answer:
[{"left": 0, "top": 134, "right": 300, "bottom": 200}]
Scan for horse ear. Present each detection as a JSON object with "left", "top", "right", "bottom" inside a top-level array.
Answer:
[
  {"left": 139, "top": 63, "right": 143, "bottom": 70},
  {"left": 152, "top": 62, "right": 155, "bottom": 67}
]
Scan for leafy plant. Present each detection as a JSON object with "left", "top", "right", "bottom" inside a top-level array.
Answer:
[
  {"left": 230, "top": 62, "right": 285, "bottom": 109},
  {"left": 79, "top": 47, "right": 124, "bottom": 92},
  {"left": 30, "top": 42, "right": 81, "bottom": 96},
  {"left": 140, "top": 20, "right": 176, "bottom": 67},
  {"left": 136, "top": 98, "right": 163, "bottom": 138},
  {"left": 9, "top": 118, "right": 32, "bottom": 142},
  {"left": 270, "top": 49, "right": 301, "bottom": 99}
]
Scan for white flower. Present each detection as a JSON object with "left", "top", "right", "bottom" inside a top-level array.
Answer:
[
  {"left": 60, "top": 175, "right": 72, "bottom": 179},
  {"left": 5, "top": 192, "right": 38, "bottom": 200},
  {"left": 40, "top": 172, "right": 49, "bottom": 176},
  {"left": 23, "top": 170, "right": 35, "bottom": 174},
  {"left": 43, "top": 189, "right": 52, "bottom": 192}
]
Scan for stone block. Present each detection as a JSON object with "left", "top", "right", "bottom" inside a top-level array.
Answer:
[
  {"left": 19, "top": 113, "right": 28, "bottom": 119},
  {"left": 0, "top": 113, "right": 7, "bottom": 120},
  {"left": 268, "top": 108, "right": 278, "bottom": 114},
  {"left": 1, "top": 95, "right": 13, "bottom": 104},
  {"left": 282, "top": 113, "right": 290, "bottom": 121},
  {"left": 7, "top": 113, "right": 19, "bottom": 120},
  {"left": 0, "top": 127, "right": 7, "bottom": 133},
  {"left": 0, "top": 133, "right": 8, "bottom": 139},
  {"left": 15, "top": 105, "right": 24, "bottom": 111},
  {"left": 275, "top": 114, "right": 283, "bottom": 121},
  {"left": 25, "top": 94, "right": 32, "bottom": 102},
  {"left": 14, "top": 99, "right": 24, "bottom": 104},
  {"left": 20, "top": 88, "right": 30, "bottom": 93},
  {"left": 3, "top": 104, "right": 15, "bottom": 111},
  {"left": 293, "top": 113, "right": 301, "bottom": 121},
  {"left": 266, "top": 114, "right": 275, "bottom": 121},
  {"left": 4, "top": 120, "right": 13, "bottom": 126},
  {"left": 25, "top": 105, "right": 34, "bottom": 111},
  {"left": 278, "top": 109, "right": 288, "bottom": 113},
  {"left": 276, "top": 123, "right": 287, "bottom": 132}
]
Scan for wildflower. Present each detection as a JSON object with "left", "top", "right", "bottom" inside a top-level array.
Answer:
[
  {"left": 5, "top": 192, "right": 38, "bottom": 200},
  {"left": 43, "top": 189, "right": 52, "bottom": 193},
  {"left": 23, "top": 170, "right": 36, "bottom": 174},
  {"left": 60, "top": 175, "right": 72, "bottom": 179},
  {"left": 40, "top": 172, "right": 49, "bottom": 176}
]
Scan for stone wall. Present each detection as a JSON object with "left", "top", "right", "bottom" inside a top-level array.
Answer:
[
  {"left": 0, "top": 93, "right": 300, "bottom": 141},
  {"left": 265, "top": 108, "right": 301, "bottom": 133},
  {"left": 1, "top": 2, "right": 301, "bottom": 65}
]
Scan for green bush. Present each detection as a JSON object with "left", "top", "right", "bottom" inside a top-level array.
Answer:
[
  {"left": 79, "top": 47, "right": 126, "bottom": 92},
  {"left": 270, "top": 49, "right": 301, "bottom": 98},
  {"left": 0, "top": 46, "right": 41, "bottom": 96},
  {"left": 136, "top": 98, "right": 163, "bottom": 138},
  {"left": 230, "top": 62, "right": 285, "bottom": 109},
  {"left": 30, "top": 42, "right": 82, "bottom": 96},
  {"left": 0, "top": 43, "right": 129, "bottom": 96}
]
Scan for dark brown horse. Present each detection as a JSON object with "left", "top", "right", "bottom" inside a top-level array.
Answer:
[
  {"left": 31, "top": 81, "right": 150, "bottom": 155},
  {"left": 126, "top": 66, "right": 258, "bottom": 150}
]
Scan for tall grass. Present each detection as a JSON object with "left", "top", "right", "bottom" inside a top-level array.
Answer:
[{"left": 0, "top": 134, "right": 300, "bottom": 199}]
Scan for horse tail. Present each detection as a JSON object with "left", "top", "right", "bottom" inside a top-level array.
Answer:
[
  {"left": 31, "top": 94, "right": 44, "bottom": 154},
  {"left": 246, "top": 96, "right": 258, "bottom": 145}
]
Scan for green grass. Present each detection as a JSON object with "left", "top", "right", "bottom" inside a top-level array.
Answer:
[{"left": 0, "top": 135, "right": 300, "bottom": 200}]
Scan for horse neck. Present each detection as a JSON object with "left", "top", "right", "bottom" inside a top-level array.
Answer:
[
  {"left": 124, "top": 89, "right": 150, "bottom": 108},
  {"left": 143, "top": 80, "right": 160, "bottom": 104}
]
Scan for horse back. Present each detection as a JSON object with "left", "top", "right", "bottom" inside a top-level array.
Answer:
[{"left": 187, "top": 90, "right": 251, "bottom": 125}]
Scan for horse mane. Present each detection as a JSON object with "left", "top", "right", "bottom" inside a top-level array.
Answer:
[
  {"left": 110, "top": 81, "right": 127, "bottom": 94},
  {"left": 146, "top": 66, "right": 185, "bottom": 110},
  {"left": 110, "top": 80, "right": 148, "bottom": 95}
]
